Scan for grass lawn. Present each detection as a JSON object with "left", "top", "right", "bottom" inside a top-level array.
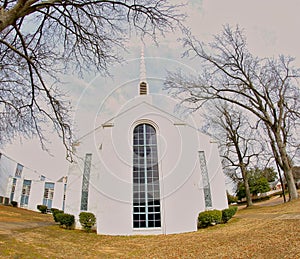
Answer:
[{"left": 0, "top": 197, "right": 299, "bottom": 258}]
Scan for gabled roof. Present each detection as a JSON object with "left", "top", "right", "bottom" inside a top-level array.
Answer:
[
  {"left": 57, "top": 176, "right": 67, "bottom": 183},
  {"left": 102, "top": 100, "right": 186, "bottom": 127},
  {"left": 75, "top": 99, "right": 186, "bottom": 142},
  {"left": 74, "top": 97, "right": 214, "bottom": 143}
]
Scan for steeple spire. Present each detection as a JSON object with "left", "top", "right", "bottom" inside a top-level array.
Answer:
[{"left": 139, "top": 45, "right": 148, "bottom": 95}]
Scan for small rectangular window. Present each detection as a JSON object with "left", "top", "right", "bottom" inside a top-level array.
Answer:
[
  {"left": 10, "top": 178, "right": 17, "bottom": 202},
  {"left": 15, "top": 163, "right": 23, "bottom": 178},
  {"left": 43, "top": 182, "right": 55, "bottom": 209},
  {"left": 20, "top": 180, "right": 31, "bottom": 207}
]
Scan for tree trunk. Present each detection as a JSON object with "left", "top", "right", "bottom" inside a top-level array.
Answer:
[
  {"left": 284, "top": 168, "right": 298, "bottom": 200},
  {"left": 275, "top": 132, "right": 298, "bottom": 200},
  {"left": 241, "top": 164, "right": 253, "bottom": 207}
]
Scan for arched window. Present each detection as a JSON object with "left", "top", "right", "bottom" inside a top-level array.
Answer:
[{"left": 133, "top": 123, "right": 161, "bottom": 228}]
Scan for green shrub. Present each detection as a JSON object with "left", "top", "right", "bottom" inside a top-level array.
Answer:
[
  {"left": 55, "top": 213, "right": 64, "bottom": 226},
  {"left": 51, "top": 209, "right": 64, "bottom": 222},
  {"left": 37, "top": 205, "right": 47, "bottom": 214},
  {"left": 79, "top": 212, "right": 96, "bottom": 232},
  {"left": 222, "top": 206, "right": 238, "bottom": 223},
  {"left": 51, "top": 208, "right": 59, "bottom": 214},
  {"left": 56, "top": 213, "right": 75, "bottom": 229},
  {"left": 11, "top": 201, "right": 18, "bottom": 207},
  {"left": 198, "top": 210, "right": 222, "bottom": 228},
  {"left": 227, "top": 191, "right": 238, "bottom": 204}
]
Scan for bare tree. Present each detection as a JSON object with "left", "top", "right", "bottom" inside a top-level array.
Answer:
[
  {"left": 202, "top": 101, "right": 265, "bottom": 206},
  {"left": 0, "top": 0, "right": 184, "bottom": 160},
  {"left": 164, "top": 25, "right": 300, "bottom": 200}
]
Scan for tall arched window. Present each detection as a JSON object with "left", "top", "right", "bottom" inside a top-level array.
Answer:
[{"left": 133, "top": 123, "right": 161, "bottom": 228}]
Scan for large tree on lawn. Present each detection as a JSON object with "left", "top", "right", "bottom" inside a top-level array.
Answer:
[
  {"left": 164, "top": 25, "right": 300, "bottom": 200},
  {"left": 0, "top": 0, "right": 184, "bottom": 160},
  {"left": 202, "top": 101, "right": 265, "bottom": 207}
]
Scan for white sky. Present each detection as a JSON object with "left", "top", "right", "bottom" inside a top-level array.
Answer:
[{"left": 2, "top": 0, "right": 300, "bottom": 183}]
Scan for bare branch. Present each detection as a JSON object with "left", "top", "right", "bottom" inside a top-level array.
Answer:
[
  {"left": 0, "top": 0, "right": 185, "bottom": 160},
  {"left": 164, "top": 25, "right": 300, "bottom": 200}
]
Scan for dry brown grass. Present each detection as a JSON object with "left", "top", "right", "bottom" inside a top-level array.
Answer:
[
  {"left": 0, "top": 197, "right": 299, "bottom": 259},
  {"left": 0, "top": 205, "right": 52, "bottom": 223}
]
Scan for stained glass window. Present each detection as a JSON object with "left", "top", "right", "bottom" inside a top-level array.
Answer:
[
  {"left": 81, "top": 153, "right": 92, "bottom": 211},
  {"left": 199, "top": 151, "right": 212, "bottom": 208}
]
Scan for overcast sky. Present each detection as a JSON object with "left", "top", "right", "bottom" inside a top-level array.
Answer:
[{"left": 2, "top": 0, "right": 300, "bottom": 184}]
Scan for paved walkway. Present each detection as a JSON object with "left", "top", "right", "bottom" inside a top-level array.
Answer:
[{"left": 256, "top": 195, "right": 287, "bottom": 207}]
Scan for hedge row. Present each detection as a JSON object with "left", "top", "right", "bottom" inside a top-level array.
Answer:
[
  {"left": 222, "top": 206, "right": 238, "bottom": 223},
  {"left": 11, "top": 201, "right": 18, "bottom": 207},
  {"left": 50, "top": 209, "right": 96, "bottom": 231},
  {"left": 51, "top": 208, "right": 64, "bottom": 222},
  {"left": 56, "top": 213, "right": 75, "bottom": 229},
  {"left": 37, "top": 206, "right": 97, "bottom": 232},
  {"left": 198, "top": 206, "right": 238, "bottom": 228}
]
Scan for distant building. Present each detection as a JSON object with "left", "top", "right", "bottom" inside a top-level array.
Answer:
[
  {"left": 0, "top": 152, "right": 66, "bottom": 211},
  {"left": 276, "top": 167, "right": 300, "bottom": 190},
  {"left": 64, "top": 49, "right": 228, "bottom": 235}
]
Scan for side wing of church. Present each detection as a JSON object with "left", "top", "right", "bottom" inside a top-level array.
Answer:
[
  {"left": 64, "top": 51, "right": 228, "bottom": 235},
  {"left": 0, "top": 153, "right": 67, "bottom": 212}
]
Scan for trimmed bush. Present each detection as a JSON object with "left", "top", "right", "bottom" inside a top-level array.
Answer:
[
  {"left": 37, "top": 205, "right": 47, "bottom": 214},
  {"left": 55, "top": 213, "right": 64, "bottom": 226},
  {"left": 51, "top": 208, "right": 64, "bottom": 222},
  {"left": 198, "top": 210, "right": 222, "bottom": 228},
  {"left": 56, "top": 213, "right": 75, "bottom": 229},
  {"left": 222, "top": 206, "right": 238, "bottom": 223},
  {"left": 79, "top": 212, "right": 96, "bottom": 232},
  {"left": 51, "top": 208, "right": 59, "bottom": 214},
  {"left": 11, "top": 201, "right": 18, "bottom": 207}
]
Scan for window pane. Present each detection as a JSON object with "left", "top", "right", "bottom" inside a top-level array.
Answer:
[
  {"left": 15, "top": 163, "right": 23, "bottom": 178},
  {"left": 133, "top": 124, "right": 161, "bottom": 228}
]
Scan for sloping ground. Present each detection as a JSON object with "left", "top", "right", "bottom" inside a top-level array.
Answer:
[
  {"left": 0, "top": 205, "right": 52, "bottom": 223},
  {"left": 0, "top": 205, "right": 54, "bottom": 235},
  {"left": 0, "top": 197, "right": 299, "bottom": 258}
]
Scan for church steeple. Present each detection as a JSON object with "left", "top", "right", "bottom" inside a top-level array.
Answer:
[{"left": 139, "top": 46, "right": 148, "bottom": 95}]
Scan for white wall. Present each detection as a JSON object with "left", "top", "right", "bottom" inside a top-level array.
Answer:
[
  {"left": 65, "top": 97, "right": 228, "bottom": 235},
  {"left": 0, "top": 154, "right": 16, "bottom": 198},
  {"left": 52, "top": 182, "right": 66, "bottom": 210},
  {"left": 27, "top": 181, "right": 44, "bottom": 211},
  {"left": 64, "top": 161, "right": 84, "bottom": 215}
]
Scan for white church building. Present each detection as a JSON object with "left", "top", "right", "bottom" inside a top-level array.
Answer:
[
  {"left": 0, "top": 152, "right": 67, "bottom": 211},
  {"left": 64, "top": 50, "right": 228, "bottom": 235}
]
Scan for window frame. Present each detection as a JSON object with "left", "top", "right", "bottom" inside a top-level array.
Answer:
[
  {"left": 15, "top": 163, "right": 23, "bottom": 178},
  {"left": 10, "top": 178, "right": 17, "bottom": 202},
  {"left": 43, "top": 182, "right": 55, "bottom": 209},
  {"left": 80, "top": 153, "right": 92, "bottom": 211},
  {"left": 20, "top": 179, "right": 31, "bottom": 207},
  {"left": 199, "top": 151, "right": 213, "bottom": 208},
  {"left": 132, "top": 123, "right": 161, "bottom": 229}
]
